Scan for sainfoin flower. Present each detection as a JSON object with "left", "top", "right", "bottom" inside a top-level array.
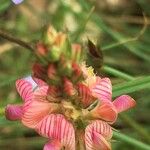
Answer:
[
  {"left": 5, "top": 75, "right": 136, "bottom": 150},
  {"left": 5, "top": 26, "right": 136, "bottom": 150}
]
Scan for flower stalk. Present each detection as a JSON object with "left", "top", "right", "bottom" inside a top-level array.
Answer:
[{"left": 0, "top": 29, "right": 34, "bottom": 52}]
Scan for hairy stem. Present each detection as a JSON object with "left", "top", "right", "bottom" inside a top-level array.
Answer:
[{"left": 0, "top": 29, "right": 34, "bottom": 52}]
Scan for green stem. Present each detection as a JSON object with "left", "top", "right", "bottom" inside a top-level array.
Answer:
[
  {"left": 113, "top": 76, "right": 150, "bottom": 97},
  {"left": 102, "top": 65, "right": 134, "bottom": 80},
  {"left": 113, "top": 132, "right": 150, "bottom": 150}
]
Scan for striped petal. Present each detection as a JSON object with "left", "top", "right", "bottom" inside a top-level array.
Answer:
[
  {"left": 36, "top": 114, "right": 75, "bottom": 150},
  {"left": 63, "top": 78, "right": 76, "bottom": 96},
  {"left": 78, "top": 83, "right": 95, "bottom": 108},
  {"left": 16, "top": 79, "right": 33, "bottom": 102},
  {"left": 90, "top": 102, "right": 117, "bottom": 124},
  {"left": 22, "top": 86, "right": 59, "bottom": 128},
  {"left": 113, "top": 95, "right": 136, "bottom": 113},
  {"left": 43, "top": 140, "right": 61, "bottom": 150},
  {"left": 85, "top": 121, "right": 112, "bottom": 150},
  {"left": 86, "top": 120, "right": 113, "bottom": 140},
  {"left": 91, "top": 77, "right": 112, "bottom": 102},
  {"left": 5, "top": 105, "right": 22, "bottom": 121}
]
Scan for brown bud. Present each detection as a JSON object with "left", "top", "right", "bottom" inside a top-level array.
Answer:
[
  {"left": 71, "top": 44, "right": 82, "bottom": 62},
  {"left": 32, "top": 63, "right": 46, "bottom": 79},
  {"left": 47, "top": 64, "right": 56, "bottom": 79}
]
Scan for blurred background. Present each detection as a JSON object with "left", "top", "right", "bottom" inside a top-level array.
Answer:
[{"left": 0, "top": 0, "right": 150, "bottom": 149}]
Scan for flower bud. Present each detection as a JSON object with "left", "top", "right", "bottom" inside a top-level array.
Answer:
[
  {"left": 46, "top": 26, "right": 57, "bottom": 44},
  {"left": 77, "top": 83, "right": 95, "bottom": 108},
  {"left": 72, "top": 63, "right": 81, "bottom": 76},
  {"left": 47, "top": 64, "right": 56, "bottom": 79},
  {"left": 58, "top": 58, "right": 72, "bottom": 77},
  {"left": 72, "top": 44, "right": 82, "bottom": 62},
  {"left": 63, "top": 78, "right": 76, "bottom": 96},
  {"left": 32, "top": 63, "right": 46, "bottom": 79},
  {"left": 36, "top": 43, "right": 48, "bottom": 56},
  {"left": 47, "top": 46, "right": 61, "bottom": 62},
  {"left": 54, "top": 32, "right": 67, "bottom": 48},
  {"left": 47, "top": 85, "right": 61, "bottom": 102}
]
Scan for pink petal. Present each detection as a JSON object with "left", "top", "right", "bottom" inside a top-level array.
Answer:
[
  {"left": 85, "top": 121, "right": 112, "bottom": 150},
  {"left": 91, "top": 77, "right": 112, "bottom": 102},
  {"left": 5, "top": 105, "right": 22, "bottom": 121},
  {"left": 36, "top": 114, "right": 75, "bottom": 150},
  {"left": 22, "top": 86, "right": 59, "bottom": 128},
  {"left": 78, "top": 83, "right": 94, "bottom": 108},
  {"left": 43, "top": 140, "right": 61, "bottom": 150},
  {"left": 86, "top": 132, "right": 111, "bottom": 150},
  {"left": 24, "top": 76, "right": 37, "bottom": 89},
  {"left": 16, "top": 79, "right": 33, "bottom": 102},
  {"left": 90, "top": 102, "right": 117, "bottom": 124},
  {"left": 63, "top": 78, "right": 76, "bottom": 96},
  {"left": 32, "top": 85, "right": 49, "bottom": 102},
  {"left": 22, "top": 100, "right": 51, "bottom": 128},
  {"left": 113, "top": 95, "right": 136, "bottom": 113},
  {"left": 86, "top": 120, "right": 113, "bottom": 140}
]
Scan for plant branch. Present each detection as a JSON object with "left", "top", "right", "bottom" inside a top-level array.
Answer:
[
  {"left": 102, "top": 65, "right": 134, "bottom": 80},
  {"left": 0, "top": 29, "right": 35, "bottom": 52}
]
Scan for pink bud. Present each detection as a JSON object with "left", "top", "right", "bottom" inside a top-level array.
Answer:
[
  {"left": 36, "top": 43, "right": 48, "bottom": 56},
  {"left": 72, "top": 63, "right": 82, "bottom": 77},
  {"left": 47, "top": 64, "right": 56, "bottom": 79},
  {"left": 77, "top": 83, "right": 95, "bottom": 107},
  {"left": 63, "top": 78, "right": 76, "bottom": 96},
  {"left": 32, "top": 63, "right": 46, "bottom": 79}
]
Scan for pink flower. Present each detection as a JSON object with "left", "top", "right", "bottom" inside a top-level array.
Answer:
[
  {"left": 77, "top": 76, "right": 136, "bottom": 149},
  {"left": 85, "top": 120, "right": 113, "bottom": 150},
  {"left": 5, "top": 76, "right": 76, "bottom": 150},
  {"left": 5, "top": 75, "right": 136, "bottom": 150},
  {"left": 5, "top": 26, "right": 136, "bottom": 149},
  {"left": 89, "top": 77, "right": 136, "bottom": 124}
]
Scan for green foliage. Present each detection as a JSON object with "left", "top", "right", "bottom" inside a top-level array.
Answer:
[{"left": 0, "top": 0, "right": 10, "bottom": 13}]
